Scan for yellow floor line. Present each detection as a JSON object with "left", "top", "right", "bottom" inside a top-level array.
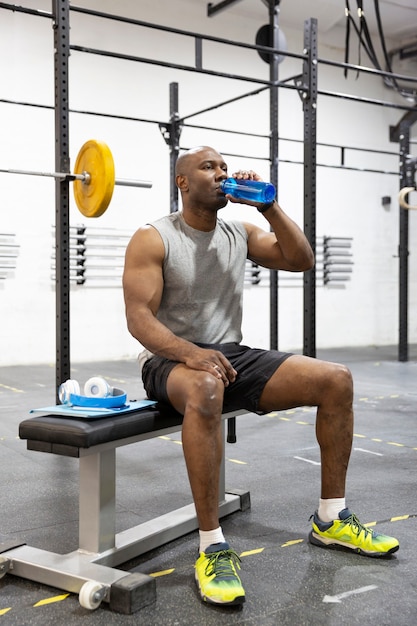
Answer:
[
  {"left": 240, "top": 548, "right": 264, "bottom": 557},
  {"left": 0, "top": 608, "right": 12, "bottom": 616},
  {"left": 33, "top": 594, "right": 70, "bottom": 607},
  {"left": 282, "top": 539, "right": 304, "bottom": 547},
  {"left": 0, "top": 383, "right": 24, "bottom": 393},
  {"left": 150, "top": 568, "right": 175, "bottom": 578}
]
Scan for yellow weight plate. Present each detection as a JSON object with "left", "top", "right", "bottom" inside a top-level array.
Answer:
[{"left": 73, "top": 139, "right": 115, "bottom": 217}]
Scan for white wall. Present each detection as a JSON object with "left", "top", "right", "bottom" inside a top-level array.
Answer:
[{"left": 0, "top": 0, "right": 416, "bottom": 366}]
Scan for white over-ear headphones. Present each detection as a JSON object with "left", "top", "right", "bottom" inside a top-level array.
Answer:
[
  {"left": 59, "top": 376, "right": 127, "bottom": 408},
  {"left": 84, "top": 376, "right": 114, "bottom": 398}
]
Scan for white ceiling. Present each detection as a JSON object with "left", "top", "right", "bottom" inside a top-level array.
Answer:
[{"left": 205, "top": 0, "right": 417, "bottom": 45}]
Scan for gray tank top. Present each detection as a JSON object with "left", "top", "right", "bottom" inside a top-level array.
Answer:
[{"left": 150, "top": 212, "right": 248, "bottom": 344}]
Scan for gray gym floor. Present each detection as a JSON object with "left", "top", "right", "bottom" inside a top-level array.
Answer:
[{"left": 1, "top": 345, "right": 416, "bottom": 624}]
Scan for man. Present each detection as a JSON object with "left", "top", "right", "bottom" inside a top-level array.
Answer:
[{"left": 122, "top": 146, "right": 399, "bottom": 607}]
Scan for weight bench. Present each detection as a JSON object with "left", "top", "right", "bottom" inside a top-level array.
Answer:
[{"left": 0, "top": 406, "right": 250, "bottom": 613}]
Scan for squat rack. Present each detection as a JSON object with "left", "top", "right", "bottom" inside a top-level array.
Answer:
[{"left": 0, "top": 0, "right": 416, "bottom": 393}]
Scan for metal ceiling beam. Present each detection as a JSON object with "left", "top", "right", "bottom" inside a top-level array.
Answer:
[{"left": 207, "top": 0, "right": 244, "bottom": 17}]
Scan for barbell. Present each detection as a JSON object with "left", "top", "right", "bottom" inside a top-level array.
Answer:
[
  {"left": 0, "top": 139, "right": 152, "bottom": 217},
  {"left": 6, "top": 140, "right": 414, "bottom": 214}
]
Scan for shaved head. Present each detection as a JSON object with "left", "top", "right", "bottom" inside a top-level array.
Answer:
[
  {"left": 175, "top": 146, "right": 221, "bottom": 177},
  {"left": 174, "top": 146, "right": 229, "bottom": 217}
]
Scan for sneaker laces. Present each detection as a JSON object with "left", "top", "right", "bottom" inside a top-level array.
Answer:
[
  {"left": 204, "top": 548, "right": 242, "bottom": 579},
  {"left": 342, "top": 512, "right": 374, "bottom": 538}
]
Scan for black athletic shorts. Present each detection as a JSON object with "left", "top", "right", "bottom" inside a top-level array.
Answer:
[{"left": 142, "top": 342, "right": 293, "bottom": 414}]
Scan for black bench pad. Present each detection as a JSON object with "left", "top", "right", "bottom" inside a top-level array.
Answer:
[{"left": 19, "top": 406, "right": 184, "bottom": 457}]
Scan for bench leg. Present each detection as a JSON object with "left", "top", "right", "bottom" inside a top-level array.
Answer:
[
  {"left": 75, "top": 421, "right": 250, "bottom": 566},
  {"left": 79, "top": 449, "right": 116, "bottom": 553},
  {"left": 92, "top": 421, "right": 250, "bottom": 567}
]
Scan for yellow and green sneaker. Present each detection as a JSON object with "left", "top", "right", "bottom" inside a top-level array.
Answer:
[
  {"left": 195, "top": 542, "right": 245, "bottom": 605},
  {"left": 309, "top": 508, "right": 399, "bottom": 557}
]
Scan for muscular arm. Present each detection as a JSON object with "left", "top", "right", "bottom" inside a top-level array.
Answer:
[
  {"left": 225, "top": 169, "right": 314, "bottom": 271},
  {"left": 122, "top": 225, "right": 236, "bottom": 383},
  {"left": 123, "top": 225, "right": 198, "bottom": 361},
  {"left": 244, "top": 200, "right": 315, "bottom": 271}
]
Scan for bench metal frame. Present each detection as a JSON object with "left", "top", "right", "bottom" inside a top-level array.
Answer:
[{"left": 1, "top": 410, "right": 250, "bottom": 613}]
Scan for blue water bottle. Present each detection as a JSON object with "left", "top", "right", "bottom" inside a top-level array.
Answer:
[{"left": 220, "top": 178, "right": 276, "bottom": 203}]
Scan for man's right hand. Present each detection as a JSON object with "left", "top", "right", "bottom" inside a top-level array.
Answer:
[{"left": 184, "top": 348, "right": 237, "bottom": 387}]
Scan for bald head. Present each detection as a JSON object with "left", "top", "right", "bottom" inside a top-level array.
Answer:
[
  {"left": 176, "top": 146, "right": 216, "bottom": 175},
  {"left": 174, "top": 146, "right": 228, "bottom": 213}
]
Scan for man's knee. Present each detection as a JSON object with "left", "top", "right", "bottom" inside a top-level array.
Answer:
[
  {"left": 166, "top": 364, "right": 224, "bottom": 415},
  {"left": 181, "top": 371, "right": 224, "bottom": 418},
  {"left": 328, "top": 363, "right": 353, "bottom": 400}
]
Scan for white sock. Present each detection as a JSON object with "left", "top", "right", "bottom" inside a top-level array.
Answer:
[
  {"left": 199, "top": 527, "right": 225, "bottom": 553},
  {"left": 318, "top": 498, "right": 346, "bottom": 522}
]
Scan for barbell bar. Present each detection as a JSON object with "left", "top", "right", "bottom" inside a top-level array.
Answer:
[{"left": 0, "top": 139, "right": 152, "bottom": 217}]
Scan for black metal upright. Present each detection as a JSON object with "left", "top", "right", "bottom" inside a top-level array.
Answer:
[
  {"left": 302, "top": 19, "right": 318, "bottom": 357},
  {"left": 168, "top": 83, "right": 181, "bottom": 213},
  {"left": 160, "top": 82, "right": 182, "bottom": 213},
  {"left": 389, "top": 110, "right": 417, "bottom": 361},
  {"left": 398, "top": 125, "right": 410, "bottom": 361},
  {"left": 268, "top": 0, "right": 281, "bottom": 350},
  {"left": 52, "top": 0, "right": 71, "bottom": 400}
]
